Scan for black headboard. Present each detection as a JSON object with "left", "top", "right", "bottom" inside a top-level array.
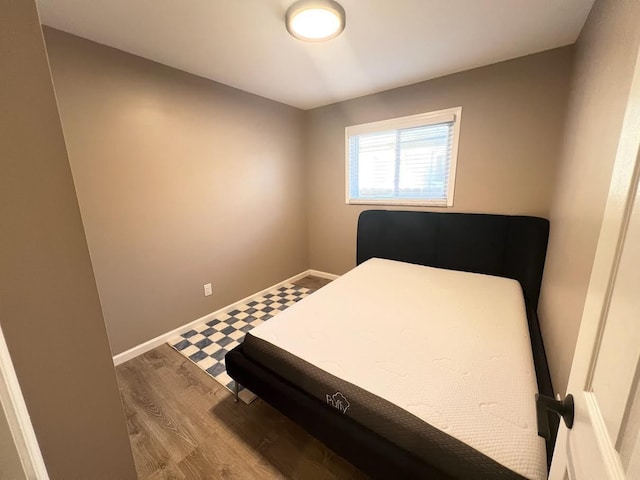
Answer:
[{"left": 357, "top": 210, "right": 549, "bottom": 310}]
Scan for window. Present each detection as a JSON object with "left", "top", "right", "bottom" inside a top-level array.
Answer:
[{"left": 346, "top": 107, "right": 461, "bottom": 206}]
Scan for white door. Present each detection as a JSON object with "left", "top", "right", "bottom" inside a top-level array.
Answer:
[
  {"left": 0, "top": 324, "right": 48, "bottom": 480},
  {"left": 549, "top": 46, "right": 640, "bottom": 479}
]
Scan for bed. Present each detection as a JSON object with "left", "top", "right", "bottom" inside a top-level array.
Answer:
[{"left": 225, "top": 210, "right": 556, "bottom": 479}]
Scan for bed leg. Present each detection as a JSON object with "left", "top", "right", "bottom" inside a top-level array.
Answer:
[{"left": 233, "top": 381, "right": 239, "bottom": 403}]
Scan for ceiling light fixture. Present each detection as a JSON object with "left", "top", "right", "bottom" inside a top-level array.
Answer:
[{"left": 285, "top": 0, "right": 346, "bottom": 42}]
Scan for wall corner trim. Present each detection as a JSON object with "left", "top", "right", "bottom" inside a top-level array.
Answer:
[
  {"left": 0, "top": 324, "right": 49, "bottom": 479},
  {"left": 113, "top": 269, "right": 339, "bottom": 366}
]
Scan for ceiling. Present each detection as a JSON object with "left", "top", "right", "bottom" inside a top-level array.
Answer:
[{"left": 36, "top": 0, "right": 595, "bottom": 110}]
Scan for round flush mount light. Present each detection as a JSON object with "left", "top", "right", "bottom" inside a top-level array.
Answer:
[{"left": 285, "top": 0, "right": 346, "bottom": 42}]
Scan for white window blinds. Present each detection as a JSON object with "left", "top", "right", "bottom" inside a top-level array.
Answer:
[{"left": 346, "top": 107, "right": 461, "bottom": 206}]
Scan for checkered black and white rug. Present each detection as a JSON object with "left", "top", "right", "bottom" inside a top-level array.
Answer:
[{"left": 168, "top": 283, "right": 312, "bottom": 404}]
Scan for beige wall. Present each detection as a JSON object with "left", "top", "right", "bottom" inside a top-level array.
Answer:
[
  {"left": 43, "top": 28, "right": 309, "bottom": 355},
  {"left": 305, "top": 47, "right": 574, "bottom": 275},
  {"left": 40, "top": 8, "right": 629, "bottom": 401},
  {"left": 0, "top": 2, "right": 136, "bottom": 479},
  {"left": 539, "top": 0, "right": 640, "bottom": 396}
]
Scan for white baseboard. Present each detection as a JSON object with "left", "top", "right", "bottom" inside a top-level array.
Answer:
[
  {"left": 112, "top": 268, "right": 338, "bottom": 366},
  {"left": 308, "top": 269, "right": 340, "bottom": 280}
]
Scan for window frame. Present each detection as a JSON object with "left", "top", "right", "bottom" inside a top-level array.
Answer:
[{"left": 344, "top": 106, "right": 462, "bottom": 207}]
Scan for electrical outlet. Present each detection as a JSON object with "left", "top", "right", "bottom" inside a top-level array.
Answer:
[{"left": 204, "top": 283, "right": 212, "bottom": 296}]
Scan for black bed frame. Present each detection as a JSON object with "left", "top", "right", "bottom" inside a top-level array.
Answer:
[{"left": 226, "top": 210, "right": 556, "bottom": 479}]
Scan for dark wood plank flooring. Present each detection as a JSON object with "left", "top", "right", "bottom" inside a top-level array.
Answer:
[{"left": 116, "top": 276, "right": 366, "bottom": 480}]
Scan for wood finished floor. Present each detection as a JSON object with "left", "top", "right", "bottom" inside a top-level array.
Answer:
[{"left": 116, "top": 276, "right": 367, "bottom": 480}]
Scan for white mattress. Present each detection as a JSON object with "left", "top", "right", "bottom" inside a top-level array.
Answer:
[{"left": 250, "top": 258, "right": 546, "bottom": 480}]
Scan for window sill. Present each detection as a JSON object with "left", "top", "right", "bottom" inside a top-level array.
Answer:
[{"left": 346, "top": 199, "right": 452, "bottom": 208}]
